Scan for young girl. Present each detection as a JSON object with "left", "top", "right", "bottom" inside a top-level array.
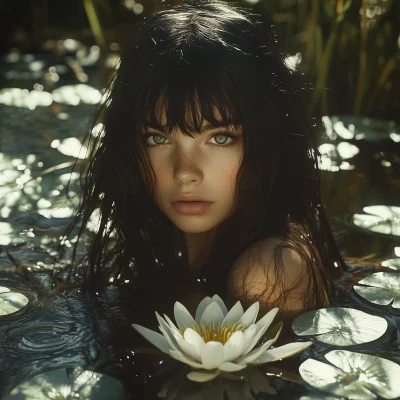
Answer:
[{"left": 61, "top": 0, "right": 345, "bottom": 328}]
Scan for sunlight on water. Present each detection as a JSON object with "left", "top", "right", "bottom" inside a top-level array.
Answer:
[
  {"left": 51, "top": 138, "right": 88, "bottom": 159},
  {"left": 1, "top": 48, "right": 400, "bottom": 399}
]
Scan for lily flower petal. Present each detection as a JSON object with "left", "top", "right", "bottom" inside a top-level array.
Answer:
[
  {"left": 201, "top": 341, "right": 225, "bottom": 369},
  {"left": 199, "top": 302, "right": 225, "bottom": 325},
  {"left": 163, "top": 313, "right": 180, "bottom": 333},
  {"left": 174, "top": 301, "right": 196, "bottom": 329},
  {"left": 222, "top": 301, "right": 244, "bottom": 325},
  {"left": 238, "top": 301, "right": 259, "bottom": 327},
  {"left": 195, "top": 296, "right": 212, "bottom": 323},
  {"left": 255, "top": 307, "right": 279, "bottom": 332},
  {"left": 170, "top": 328, "right": 186, "bottom": 344},
  {"left": 158, "top": 325, "right": 181, "bottom": 353},
  {"left": 218, "top": 362, "right": 248, "bottom": 372},
  {"left": 155, "top": 312, "right": 179, "bottom": 348},
  {"left": 175, "top": 335, "right": 202, "bottom": 361},
  {"left": 156, "top": 318, "right": 179, "bottom": 352},
  {"left": 250, "top": 341, "right": 313, "bottom": 364},
  {"left": 223, "top": 331, "right": 245, "bottom": 363},
  {"left": 243, "top": 321, "right": 272, "bottom": 355},
  {"left": 131, "top": 324, "right": 170, "bottom": 354},
  {"left": 242, "top": 324, "right": 258, "bottom": 352},
  {"left": 211, "top": 294, "right": 229, "bottom": 316},
  {"left": 184, "top": 328, "right": 205, "bottom": 355},
  {"left": 237, "top": 339, "right": 275, "bottom": 364},
  {"left": 186, "top": 370, "right": 221, "bottom": 382},
  {"left": 169, "top": 349, "right": 203, "bottom": 368}
]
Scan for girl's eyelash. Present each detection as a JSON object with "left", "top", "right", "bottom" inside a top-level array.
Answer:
[{"left": 142, "top": 131, "right": 239, "bottom": 148}]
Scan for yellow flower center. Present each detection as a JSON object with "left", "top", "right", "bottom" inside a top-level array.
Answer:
[{"left": 179, "top": 321, "right": 246, "bottom": 344}]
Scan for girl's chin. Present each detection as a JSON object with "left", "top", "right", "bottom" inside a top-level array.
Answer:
[{"left": 172, "top": 220, "right": 218, "bottom": 234}]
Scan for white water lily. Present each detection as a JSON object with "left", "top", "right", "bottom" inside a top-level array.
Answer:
[{"left": 132, "top": 294, "right": 312, "bottom": 382}]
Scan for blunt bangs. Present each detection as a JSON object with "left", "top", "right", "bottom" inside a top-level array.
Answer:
[{"left": 141, "top": 54, "right": 243, "bottom": 138}]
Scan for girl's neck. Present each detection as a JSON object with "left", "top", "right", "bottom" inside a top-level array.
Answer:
[{"left": 185, "top": 229, "right": 217, "bottom": 272}]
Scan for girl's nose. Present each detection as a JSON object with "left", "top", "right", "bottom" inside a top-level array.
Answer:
[{"left": 173, "top": 150, "right": 204, "bottom": 185}]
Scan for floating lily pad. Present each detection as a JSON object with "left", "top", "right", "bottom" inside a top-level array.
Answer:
[
  {"left": 291, "top": 307, "right": 387, "bottom": 346},
  {"left": 6, "top": 367, "right": 124, "bottom": 399},
  {"left": 354, "top": 272, "right": 400, "bottom": 308},
  {"left": 300, "top": 396, "right": 344, "bottom": 400},
  {"left": 353, "top": 206, "right": 400, "bottom": 237},
  {"left": 299, "top": 350, "right": 400, "bottom": 399},
  {"left": 382, "top": 258, "right": 400, "bottom": 271},
  {"left": 0, "top": 286, "right": 29, "bottom": 315}
]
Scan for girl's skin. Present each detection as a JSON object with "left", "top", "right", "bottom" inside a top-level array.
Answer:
[
  {"left": 144, "top": 95, "right": 314, "bottom": 325},
  {"left": 62, "top": 0, "right": 345, "bottom": 334},
  {"left": 144, "top": 97, "right": 243, "bottom": 271}
]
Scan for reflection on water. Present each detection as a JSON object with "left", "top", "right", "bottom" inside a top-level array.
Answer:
[{"left": 1, "top": 49, "right": 400, "bottom": 399}]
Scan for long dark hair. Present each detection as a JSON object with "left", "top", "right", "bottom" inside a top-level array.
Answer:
[{"left": 59, "top": 0, "right": 345, "bottom": 312}]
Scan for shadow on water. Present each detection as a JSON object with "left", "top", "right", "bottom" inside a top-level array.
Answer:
[{"left": 1, "top": 50, "right": 400, "bottom": 399}]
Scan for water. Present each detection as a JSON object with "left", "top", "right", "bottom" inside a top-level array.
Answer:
[{"left": 1, "top": 50, "right": 400, "bottom": 399}]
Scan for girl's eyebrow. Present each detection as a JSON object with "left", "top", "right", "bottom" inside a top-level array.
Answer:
[{"left": 142, "top": 121, "right": 241, "bottom": 134}]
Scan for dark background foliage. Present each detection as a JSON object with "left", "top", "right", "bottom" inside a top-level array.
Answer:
[{"left": 1, "top": 0, "right": 399, "bottom": 122}]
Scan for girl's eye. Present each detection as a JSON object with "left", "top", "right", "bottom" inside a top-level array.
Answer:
[
  {"left": 209, "top": 134, "right": 234, "bottom": 146},
  {"left": 144, "top": 134, "right": 168, "bottom": 146},
  {"left": 143, "top": 133, "right": 236, "bottom": 147}
]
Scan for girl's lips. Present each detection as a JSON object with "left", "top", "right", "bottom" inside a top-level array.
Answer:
[{"left": 172, "top": 201, "right": 212, "bottom": 215}]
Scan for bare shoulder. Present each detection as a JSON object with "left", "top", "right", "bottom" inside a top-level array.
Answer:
[{"left": 226, "top": 236, "right": 316, "bottom": 316}]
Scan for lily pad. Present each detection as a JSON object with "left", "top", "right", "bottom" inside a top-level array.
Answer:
[
  {"left": 382, "top": 258, "right": 400, "bottom": 271},
  {"left": 300, "top": 396, "right": 344, "bottom": 400},
  {"left": 299, "top": 350, "right": 400, "bottom": 399},
  {"left": 0, "top": 286, "right": 29, "bottom": 315},
  {"left": 6, "top": 367, "right": 124, "bottom": 400},
  {"left": 353, "top": 206, "right": 400, "bottom": 236},
  {"left": 354, "top": 272, "right": 400, "bottom": 308},
  {"left": 291, "top": 307, "right": 387, "bottom": 346}
]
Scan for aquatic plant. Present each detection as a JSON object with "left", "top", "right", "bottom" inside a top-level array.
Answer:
[
  {"left": 292, "top": 307, "right": 387, "bottom": 346},
  {"left": 132, "top": 294, "right": 312, "bottom": 382},
  {"left": 0, "top": 286, "right": 29, "bottom": 316},
  {"left": 299, "top": 350, "right": 400, "bottom": 399},
  {"left": 354, "top": 272, "right": 400, "bottom": 308},
  {"left": 353, "top": 206, "right": 400, "bottom": 236}
]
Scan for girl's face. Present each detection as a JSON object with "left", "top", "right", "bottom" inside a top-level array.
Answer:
[{"left": 142, "top": 103, "right": 243, "bottom": 234}]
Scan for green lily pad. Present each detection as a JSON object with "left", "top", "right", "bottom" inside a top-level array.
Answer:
[
  {"left": 299, "top": 350, "right": 400, "bottom": 399},
  {"left": 354, "top": 272, "right": 400, "bottom": 308},
  {"left": 291, "top": 307, "right": 387, "bottom": 346},
  {"left": 0, "top": 286, "right": 29, "bottom": 315},
  {"left": 300, "top": 396, "right": 344, "bottom": 400},
  {"left": 382, "top": 258, "right": 400, "bottom": 271},
  {"left": 353, "top": 206, "right": 400, "bottom": 236},
  {"left": 6, "top": 367, "right": 124, "bottom": 400}
]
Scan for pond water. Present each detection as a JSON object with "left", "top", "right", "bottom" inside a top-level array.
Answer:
[{"left": 1, "top": 50, "right": 400, "bottom": 400}]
